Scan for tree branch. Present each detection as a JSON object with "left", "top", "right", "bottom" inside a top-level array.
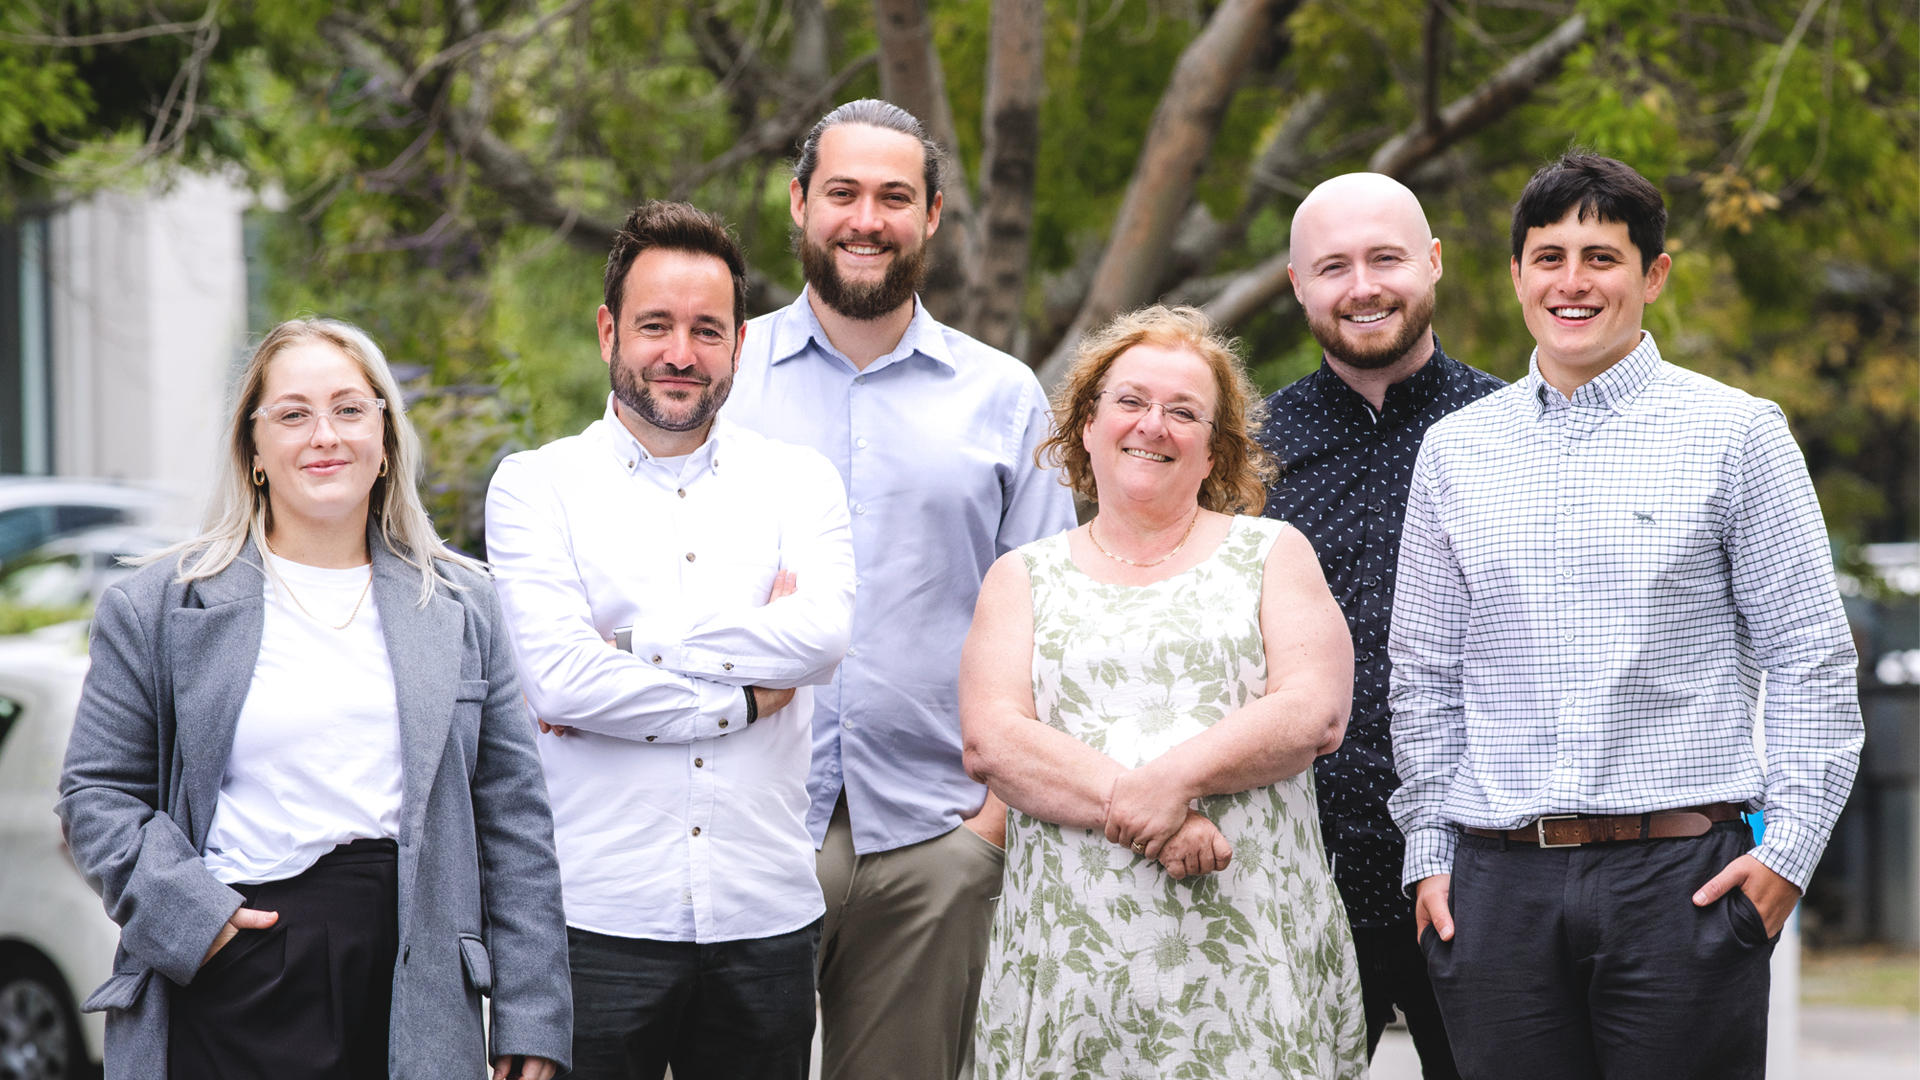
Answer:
[
  {"left": 1200, "top": 250, "right": 1294, "bottom": 329},
  {"left": 667, "top": 52, "right": 880, "bottom": 200},
  {"left": 1367, "top": 10, "right": 1586, "bottom": 179},
  {"left": 965, "top": 0, "right": 1047, "bottom": 354},
  {"left": 1038, "top": 0, "right": 1304, "bottom": 384},
  {"left": 872, "top": 0, "right": 977, "bottom": 323}
]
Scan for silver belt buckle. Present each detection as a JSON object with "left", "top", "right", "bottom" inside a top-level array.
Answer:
[{"left": 1535, "top": 814, "right": 1581, "bottom": 848}]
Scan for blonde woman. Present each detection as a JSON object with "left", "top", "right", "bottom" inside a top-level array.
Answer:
[
  {"left": 962, "top": 306, "right": 1365, "bottom": 1078},
  {"left": 58, "top": 319, "right": 570, "bottom": 1080}
]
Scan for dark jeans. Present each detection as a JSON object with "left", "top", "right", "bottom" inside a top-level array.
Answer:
[
  {"left": 1351, "top": 922, "right": 1460, "bottom": 1078},
  {"left": 567, "top": 921, "right": 820, "bottom": 1080},
  {"left": 1423, "top": 821, "right": 1775, "bottom": 1080},
  {"left": 169, "top": 838, "right": 399, "bottom": 1080}
]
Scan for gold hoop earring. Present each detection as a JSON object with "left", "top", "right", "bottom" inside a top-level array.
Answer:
[
  {"left": 252, "top": 466, "right": 266, "bottom": 486},
  {"left": 378, "top": 457, "right": 389, "bottom": 478}
]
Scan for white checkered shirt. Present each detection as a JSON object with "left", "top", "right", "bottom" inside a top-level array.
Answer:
[{"left": 1387, "top": 333, "right": 1862, "bottom": 891}]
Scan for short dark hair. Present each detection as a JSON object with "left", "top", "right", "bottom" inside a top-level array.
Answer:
[
  {"left": 1510, "top": 153, "right": 1667, "bottom": 272},
  {"left": 793, "top": 99, "right": 944, "bottom": 204},
  {"left": 603, "top": 201, "right": 750, "bottom": 326}
]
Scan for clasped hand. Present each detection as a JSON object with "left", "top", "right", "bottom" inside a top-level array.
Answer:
[{"left": 1104, "top": 766, "right": 1232, "bottom": 879}]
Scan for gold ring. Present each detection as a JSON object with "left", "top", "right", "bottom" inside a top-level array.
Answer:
[{"left": 1132, "top": 840, "right": 1145, "bottom": 853}]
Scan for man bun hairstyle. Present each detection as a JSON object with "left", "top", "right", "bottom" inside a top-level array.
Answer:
[
  {"left": 1511, "top": 152, "right": 1668, "bottom": 272},
  {"left": 603, "top": 200, "right": 750, "bottom": 326},
  {"left": 793, "top": 99, "right": 945, "bottom": 203}
]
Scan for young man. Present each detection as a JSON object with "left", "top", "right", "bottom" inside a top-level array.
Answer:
[
  {"left": 1260, "top": 172, "right": 1498, "bottom": 1077},
  {"left": 1390, "top": 154, "right": 1862, "bottom": 1079},
  {"left": 486, "top": 201, "right": 856, "bottom": 1079},
  {"left": 722, "top": 100, "right": 1077, "bottom": 1079}
]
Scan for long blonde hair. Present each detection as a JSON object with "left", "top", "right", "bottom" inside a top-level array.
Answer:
[{"left": 150, "top": 317, "right": 485, "bottom": 605}]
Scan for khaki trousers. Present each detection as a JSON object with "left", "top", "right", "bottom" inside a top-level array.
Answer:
[{"left": 815, "top": 796, "right": 1005, "bottom": 1080}]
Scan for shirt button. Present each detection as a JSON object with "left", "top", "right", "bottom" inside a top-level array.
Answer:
[
  {"left": 1362, "top": 577, "right": 1379, "bottom": 589},
  {"left": 718, "top": 719, "right": 729, "bottom": 729},
  {"left": 678, "top": 488, "right": 687, "bottom": 498},
  {"left": 691, "top": 827, "right": 702, "bottom": 837},
  {"left": 1563, "top": 632, "right": 1575, "bottom": 643},
  {"left": 854, "top": 504, "right": 865, "bottom": 514},
  {"left": 1559, "top": 754, "right": 1573, "bottom": 767},
  {"left": 842, "top": 719, "right": 854, "bottom": 731},
  {"left": 686, "top": 552, "right": 696, "bottom": 562},
  {"left": 847, "top": 646, "right": 858, "bottom": 658},
  {"left": 651, "top": 654, "right": 662, "bottom": 664},
  {"left": 857, "top": 438, "right": 868, "bottom": 449},
  {"left": 722, "top": 662, "right": 733, "bottom": 671},
  {"left": 1560, "top": 568, "right": 1573, "bottom": 578},
  {"left": 855, "top": 375, "right": 866, "bottom": 385},
  {"left": 694, "top": 758, "right": 704, "bottom": 768},
  {"left": 645, "top": 735, "right": 657, "bottom": 742},
  {"left": 1562, "top": 693, "right": 1575, "bottom": 706},
  {"left": 1560, "top": 505, "right": 1573, "bottom": 515},
  {"left": 626, "top": 460, "right": 634, "bottom": 468}
]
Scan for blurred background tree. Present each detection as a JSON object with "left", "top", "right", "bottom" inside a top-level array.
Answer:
[{"left": 2, "top": 0, "right": 1913, "bottom": 553}]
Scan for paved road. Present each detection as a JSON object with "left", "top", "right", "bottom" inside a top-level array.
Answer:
[{"left": 1366, "top": 1009, "right": 1920, "bottom": 1080}]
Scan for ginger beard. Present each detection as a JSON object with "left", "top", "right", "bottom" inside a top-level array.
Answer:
[
  {"left": 609, "top": 326, "right": 734, "bottom": 433},
  {"left": 797, "top": 227, "right": 929, "bottom": 321},
  {"left": 1306, "top": 282, "right": 1437, "bottom": 370}
]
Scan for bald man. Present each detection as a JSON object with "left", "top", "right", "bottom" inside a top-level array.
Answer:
[{"left": 1255, "top": 173, "right": 1499, "bottom": 1076}]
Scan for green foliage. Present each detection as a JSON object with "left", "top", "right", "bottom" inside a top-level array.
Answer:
[{"left": 8, "top": 0, "right": 1913, "bottom": 544}]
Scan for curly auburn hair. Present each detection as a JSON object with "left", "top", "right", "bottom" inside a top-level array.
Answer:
[{"left": 1037, "top": 305, "right": 1277, "bottom": 515}]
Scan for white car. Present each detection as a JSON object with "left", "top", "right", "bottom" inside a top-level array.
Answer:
[
  {"left": 0, "top": 479, "right": 174, "bottom": 567},
  {"left": 0, "top": 621, "right": 111, "bottom": 1080}
]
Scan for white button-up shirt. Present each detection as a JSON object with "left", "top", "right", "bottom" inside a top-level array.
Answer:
[
  {"left": 486, "top": 402, "right": 855, "bottom": 941},
  {"left": 1388, "top": 334, "right": 1861, "bottom": 892}
]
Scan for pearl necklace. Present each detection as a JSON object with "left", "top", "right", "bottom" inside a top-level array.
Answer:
[{"left": 1087, "top": 507, "right": 1203, "bottom": 568}]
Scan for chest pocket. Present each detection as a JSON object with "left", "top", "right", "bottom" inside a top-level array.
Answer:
[{"left": 453, "top": 679, "right": 488, "bottom": 773}]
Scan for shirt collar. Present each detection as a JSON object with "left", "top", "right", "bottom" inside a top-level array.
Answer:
[
  {"left": 599, "top": 394, "right": 728, "bottom": 476},
  {"left": 1526, "top": 331, "right": 1662, "bottom": 416},
  {"left": 1307, "top": 332, "right": 1453, "bottom": 419},
  {"left": 769, "top": 287, "right": 957, "bottom": 374}
]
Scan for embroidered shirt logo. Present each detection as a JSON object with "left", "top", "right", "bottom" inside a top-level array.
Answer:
[{"left": 1633, "top": 511, "right": 1656, "bottom": 524}]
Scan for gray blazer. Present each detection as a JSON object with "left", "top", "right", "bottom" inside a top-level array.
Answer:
[{"left": 57, "top": 535, "right": 571, "bottom": 1078}]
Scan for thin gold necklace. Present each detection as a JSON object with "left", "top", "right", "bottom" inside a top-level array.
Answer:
[
  {"left": 263, "top": 537, "right": 373, "bottom": 630},
  {"left": 1087, "top": 507, "right": 1203, "bottom": 568}
]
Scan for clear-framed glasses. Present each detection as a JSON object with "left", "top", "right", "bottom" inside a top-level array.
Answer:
[
  {"left": 251, "top": 398, "right": 388, "bottom": 438},
  {"left": 1095, "top": 390, "right": 1213, "bottom": 429}
]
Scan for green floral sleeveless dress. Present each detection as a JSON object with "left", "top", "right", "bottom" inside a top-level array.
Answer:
[{"left": 976, "top": 516, "right": 1366, "bottom": 1080}]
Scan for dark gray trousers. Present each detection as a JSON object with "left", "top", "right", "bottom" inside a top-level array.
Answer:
[{"left": 1423, "top": 820, "right": 1775, "bottom": 1080}]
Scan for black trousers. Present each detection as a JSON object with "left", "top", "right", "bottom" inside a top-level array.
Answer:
[
  {"left": 567, "top": 921, "right": 820, "bottom": 1080},
  {"left": 1351, "top": 922, "right": 1460, "bottom": 1078},
  {"left": 169, "top": 838, "right": 400, "bottom": 1080},
  {"left": 1423, "top": 821, "right": 1775, "bottom": 1080}
]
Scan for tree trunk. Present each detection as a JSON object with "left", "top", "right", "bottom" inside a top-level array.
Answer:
[
  {"left": 873, "top": 0, "right": 976, "bottom": 324},
  {"left": 965, "top": 0, "right": 1046, "bottom": 356},
  {"left": 1037, "top": 0, "right": 1301, "bottom": 384}
]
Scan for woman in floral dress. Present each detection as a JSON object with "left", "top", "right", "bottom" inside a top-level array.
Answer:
[{"left": 960, "top": 306, "right": 1365, "bottom": 1079}]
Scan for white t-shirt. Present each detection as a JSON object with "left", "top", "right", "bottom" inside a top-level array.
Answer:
[{"left": 200, "top": 552, "right": 403, "bottom": 885}]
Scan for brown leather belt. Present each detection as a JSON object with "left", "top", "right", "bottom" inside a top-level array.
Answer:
[{"left": 1464, "top": 803, "right": 1745, "bottom": 848}]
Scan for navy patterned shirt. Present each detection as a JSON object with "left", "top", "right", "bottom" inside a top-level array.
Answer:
[{"left": 1258, "top": 336, "right": 1502, "bottom": 926}]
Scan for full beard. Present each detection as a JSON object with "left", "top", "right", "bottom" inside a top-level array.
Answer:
[
  {"left": 799, "top": 230, "right": 928, "bottom": 321},
  {"left": 1307, "top": 284, "right": 1437, "bottom": 370},
  {"left": 610, "top": 329, "right": 733, "bottom": 434}
]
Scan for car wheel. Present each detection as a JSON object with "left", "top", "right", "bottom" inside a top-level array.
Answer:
[{"left": 0, "top": 952, "right": 89, "bottom": 1080}]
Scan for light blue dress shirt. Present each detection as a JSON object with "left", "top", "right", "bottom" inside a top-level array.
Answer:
[{"left": 726, "top": 290, "right": 1078, "bottom": 854}]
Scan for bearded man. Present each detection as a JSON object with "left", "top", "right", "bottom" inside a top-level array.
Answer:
[
  {"left": 486, "top": 201, "right": 857, "bottom": 1079},
  {"left": 1255, "top": 173, "right": 1501, "bottom": 1078},
  {"left": 722, "top": 100, "right": 1076, "bottom": 1080}
]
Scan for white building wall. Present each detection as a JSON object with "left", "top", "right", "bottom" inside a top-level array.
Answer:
[{"left": 46, "top": 173, "right": 251, "bottom": 527}]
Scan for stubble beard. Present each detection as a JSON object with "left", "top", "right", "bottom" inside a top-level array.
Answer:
[
  {"left": 1307, "top": 284, "right": 1438, "bottom": 370},
  {"left": 609, "top": 327, "right": 734, "bottom": 434},
  {"left": 798, "top": 228, "right": 928, "bottom": 322}
]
